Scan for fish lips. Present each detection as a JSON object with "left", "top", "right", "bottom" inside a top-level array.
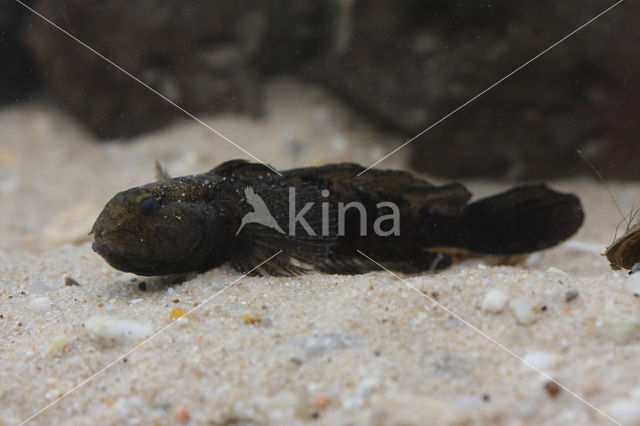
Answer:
[
  {"left": 92, "top": 238, "right": 154, "bottom": 272},
  {"left": 92, "top": 240, "right": 146, "bottom": 259},
  {"left": 92, "top": 240, "right": 195, "bottom": 276}
]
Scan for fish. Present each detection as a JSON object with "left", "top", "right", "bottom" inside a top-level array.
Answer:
[{"left": 91, "top": 159, "right": 585, "bottom": 276}]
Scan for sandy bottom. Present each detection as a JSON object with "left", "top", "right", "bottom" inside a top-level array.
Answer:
[{"left": 2, "top": 79, "right": 640, "bottom": 426}]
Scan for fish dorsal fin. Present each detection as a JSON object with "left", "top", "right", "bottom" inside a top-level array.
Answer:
[
  {"left": 285, "top": 163, "right": 471, "bottom": 206},
  {"left": 211, "top": 159, "right": 278, "bottom": 176}
]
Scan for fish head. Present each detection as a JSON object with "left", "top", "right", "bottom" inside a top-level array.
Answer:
[{"left": 91, "top": 182, "right": 227, "bottom": 275}]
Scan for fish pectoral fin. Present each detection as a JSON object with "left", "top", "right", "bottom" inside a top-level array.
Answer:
[
  {"left": 231, "top": 226, "right": 335, "bottom": 276},
  {"left": 231, "top": 183, "right": 338, "bottom": 276},
  {"left": 230, "top": 236, "right": 314, "bottom": 276}
]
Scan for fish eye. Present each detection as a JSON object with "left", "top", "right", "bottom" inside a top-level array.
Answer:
[{"left": 141, "top": 198, "right": 156, "bottom": 213}]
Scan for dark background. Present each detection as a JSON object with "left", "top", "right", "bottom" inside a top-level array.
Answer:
[{"left": 2, "top": 0, "right": 638, "bottom": 179}]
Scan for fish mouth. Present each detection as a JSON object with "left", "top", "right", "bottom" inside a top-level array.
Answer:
[
  {"left": 92, "top": 228, "right": 151, "bottom": 264},
  {"left": 92, "top": 240, "right": 147, "bottom": 259},
  {"left": 92, "top": 240, "right": 191, "bottom": 276},
  {"left": 92, "top": 240, "right": 158, "bottom": 274}
]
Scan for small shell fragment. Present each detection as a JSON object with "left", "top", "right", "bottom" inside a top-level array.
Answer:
[
  {"left": 509, "top": 298, "right": 538, "bottom": 324},
  {"left": 546, "top": 266, "right": 568, "bottom": 276},
  {"left": 84, "top": 315, "right": 152, "bottom": 347},
  {"left": 481, "top": 289, "right": 509, "bottom": 313},
  {"left": 523, "top": 351, "right": 563, "bottom": 372}
]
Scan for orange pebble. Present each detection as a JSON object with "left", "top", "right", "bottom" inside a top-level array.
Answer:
[
  {"left": 564, "top": 305, "right": 572, "bottom": 312},
  {"left": 98, "top": 302, "right": 104, "bottom": 308},
  {"left": 243, "top": 313, "right": 263, "bottom": 324},
  {"left": 311, "top": 393, "right": 331, "bottom": 409},
  {"left": 171, "top": 307, "right": 187, "bottom": 320},
  {"left": 174, "top": 405, "right": 190, "bottom": 422}
]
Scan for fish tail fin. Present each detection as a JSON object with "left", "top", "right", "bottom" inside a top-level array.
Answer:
[{"left": 459, "top": 184, "right": 584, "bottom": 254}]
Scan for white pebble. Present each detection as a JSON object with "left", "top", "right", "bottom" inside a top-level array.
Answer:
[
  {"left": 129, "top": 298, "right": 143, "bottom": 305},
  {"left": 31, "top": 297, "right": 51, "bottom": 313},
  {"left": 607, "top": 399, "right": 640, "bottom": 424},
  {"left": 84, "top": 315, "right": 152, "bottom": 347},
  {"left": 523, "top": 351, "right": 563, "bottom": 373},
  {"left": 524, "top": 252, "right": 541, "bottom": 267},
  {"left": 167, "top": 287, "right": 175, "bottom": 294},
  {"left": 481, "top": 289, "right": 509, "bottom": 313},
  {"left": 625, "top": 273, "right": 640, "bottom": 296},
  {"left": 509, "top": 298, "right": 538, "bottom": 324},
  {"left": 546, "top": 266, "right": 568, "bottom": 276}
]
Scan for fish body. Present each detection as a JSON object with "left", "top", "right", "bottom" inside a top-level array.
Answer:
[{"left": 92, "top": 160, "right": 584, "bottom": 276}]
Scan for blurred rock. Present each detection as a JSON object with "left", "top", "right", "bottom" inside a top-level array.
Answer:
[
  {"left": 24, "top": 0, "right": 263, "bottom": 138},
  {"left": 594, "top": 5, "right": 640, "bottom": 180},
  {"left": 0, "top": 1, "right": 40, "bottom": 104},
  {"left": 14, "top": 0, "right": 640, "bottom": 179},
  {"left": 312, "top": 0, "right": 633, "bottom": 179},
  {"left": 24, "top": 0, "right": 327, "bottom": 138}
]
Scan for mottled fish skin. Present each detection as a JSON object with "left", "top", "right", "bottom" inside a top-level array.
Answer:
[
  {"left": 91, "top": 174, "right": 233, "bottom": 275},
  {"left": 92, "top": 160, "right": 584, "bottom": 276}
]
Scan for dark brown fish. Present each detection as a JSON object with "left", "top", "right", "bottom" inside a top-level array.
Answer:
[{"left": 91, "top": 160, "right": 584, "bottom": 276}]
